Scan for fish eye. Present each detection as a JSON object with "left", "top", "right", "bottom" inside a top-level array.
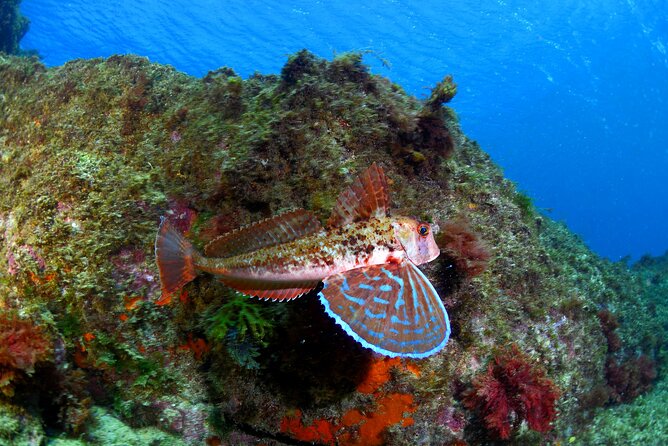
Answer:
[{"left": 417, "top": 223, "right": 430, "bottom": 237}]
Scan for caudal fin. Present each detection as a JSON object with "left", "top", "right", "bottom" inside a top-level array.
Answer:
[{"left": 155, "top": 217, "right": 198, "bottom": 296}]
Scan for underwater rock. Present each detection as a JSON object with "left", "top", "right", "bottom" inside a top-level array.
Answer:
[
  {"left": 0, "top": 51, "right": 665, "bottom": 445},
  {"left": 0, "top": 400, "right": 45, "bottom": 445},
  {"left": 0, "top": 0, "right": 29, "bottom": 55}
]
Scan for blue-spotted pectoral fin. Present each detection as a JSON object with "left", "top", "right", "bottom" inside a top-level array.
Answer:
[{"left": 318, "top": 261, "right": 450, "bottom": 358}]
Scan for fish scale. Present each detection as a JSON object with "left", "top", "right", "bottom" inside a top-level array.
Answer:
[{"left": 196, "top": 218, "right": 401, "bottom": 283}]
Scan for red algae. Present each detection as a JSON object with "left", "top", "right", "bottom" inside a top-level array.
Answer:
[
  {"left": 463, "top": 345, "right": 559, "bottom": 439},
  {"left": 0, "top": 316, "right": 52, "bottom": 396},
  {"left": 437, "top": 219, "right": 489, "bottom": 278},
  {"left": 166, "top": 200, "right": 198, "bottom": 234}
]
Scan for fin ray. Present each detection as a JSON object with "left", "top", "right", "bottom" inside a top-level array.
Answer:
[
  {"left": 318, "top": 261, "right": 450, "bottom": 358},
  {"left": 155, "top": 217, "right": 198, "bottom": 296},
  {"left": 219, "top": 276, "right": 319, "bottom": 301},
  {"left": 204, "top": 209, "right": 322, "bottom": 257},
  {"left": 327, "top": 163, "right": 390, "bottom": 228}
]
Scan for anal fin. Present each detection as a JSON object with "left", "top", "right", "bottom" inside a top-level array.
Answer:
[{"left": 219, "top": 277, "right": 320, "bottom": 301}]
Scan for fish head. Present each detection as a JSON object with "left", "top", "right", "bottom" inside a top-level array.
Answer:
[{"left": 392, "top": 217, "right": 440, "bottom": 265}]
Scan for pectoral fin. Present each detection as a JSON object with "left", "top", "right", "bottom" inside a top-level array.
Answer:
[{"left": 318, "top": 261, "right": 450, "bottom": 358}]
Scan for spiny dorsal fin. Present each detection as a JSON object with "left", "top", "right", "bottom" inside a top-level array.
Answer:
[
  {"left": 204, "top": 209, "right": 323, "bottom": 258},
  {"left": 327, "top": 163, "right": 390, "bottom": 228}
]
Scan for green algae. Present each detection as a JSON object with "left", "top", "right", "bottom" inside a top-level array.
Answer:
[
  {"left": 576, "top": 376, "right": 668, "bottom": 445},
  {"left": 0, "top": 400, "right": 44, "bottom": 445},
  {"left": 0, "top": 50, "right": 666, "bottom": 445},
  {"left": 85, "top": 407, "right": 186, "bottom": 446},
  {"left": 425, "top": 74, "right": 457, "bottom": 111},
  {"left": 206, "top": 290, "right": 276, "bottom": 342}
]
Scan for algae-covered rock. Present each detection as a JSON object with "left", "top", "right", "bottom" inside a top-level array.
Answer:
[
  {"left": 0, "top": 400, "right": 45, "bottom": 445},
  {"left": 85, "top": 406, "right": 186, "bottom": 446},
  {"left": 0, "top": 0, "right": 29, "bottom": 55},
  {"left": 577, "top": 372, "right": 668, "bottom": 444},
  {"left": 0, "top": 51, "right": 666, "bottom": 445}
]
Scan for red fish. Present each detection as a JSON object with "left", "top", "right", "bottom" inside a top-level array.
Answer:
[{"left": 155, "top": 163, "right": 450, "bottom": 357}]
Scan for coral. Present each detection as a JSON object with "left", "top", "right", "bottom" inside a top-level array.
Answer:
[
  {"left": 597, "top": 307, "right": 657, "bottom": 404},
  {"left": 463, "top": 345, "right": 560, "bottom": 439},
  {"left": 0, "top": 315, "right": 52, "bottom": 396},
  {"left": 437, "top": 218, "right": 490, "bottom": 279}
]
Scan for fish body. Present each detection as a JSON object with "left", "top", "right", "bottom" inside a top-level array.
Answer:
[
  {"left": 196, "top": 217, "right": 405, "bottom": 287},
  {"left": 155, "top": 164, "right": 450, "bottom": 358}
]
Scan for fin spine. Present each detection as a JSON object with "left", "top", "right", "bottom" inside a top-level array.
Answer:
[{"left": 327, "top": 162, "right": 390, "bottom": 228}]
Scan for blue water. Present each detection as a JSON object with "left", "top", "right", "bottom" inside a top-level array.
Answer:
[{"left": 19, "top": 0, "right": 668, "bottom": 261}]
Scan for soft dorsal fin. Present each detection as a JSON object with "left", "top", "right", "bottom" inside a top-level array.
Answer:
[
  {"left": 327, "top": 163, "right": 390, "bottom": 228},
  {"left": 204, "top": 209, "right": 323, "bottom": 258}
]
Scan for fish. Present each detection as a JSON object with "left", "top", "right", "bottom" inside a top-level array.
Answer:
[{"left": 155, "top": 163, "right": 450, "bottom": 358}]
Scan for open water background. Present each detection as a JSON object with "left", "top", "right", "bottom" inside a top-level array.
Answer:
[{"left": 19, "top": 0, "right": 668, "bottom": 261}]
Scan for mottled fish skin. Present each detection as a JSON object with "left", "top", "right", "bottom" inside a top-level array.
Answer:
[{"left": 194, "top": 217, "right": 405, "bottom": 287}]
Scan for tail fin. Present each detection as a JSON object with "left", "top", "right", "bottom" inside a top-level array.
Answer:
[{"left": 155, "top": 217, "right": 198, "bottom": 296}]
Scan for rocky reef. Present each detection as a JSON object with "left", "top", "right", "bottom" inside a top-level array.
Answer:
[
  {"left": 0, "top": 0, "right": 30, "bottom": 55},
  {"left": 0, "top": 50, "right": 666, "bottom": 445}
]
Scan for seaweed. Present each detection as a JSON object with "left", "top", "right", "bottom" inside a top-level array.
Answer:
[
  {"left": 0, "top": 315, "right": 52, "bottom": 397},
  {"left": 206, "top": 290, "right": 275, "bottom": 342},
  {"left": 463, "top": 345, "right": 560, "bottom": 440}
]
